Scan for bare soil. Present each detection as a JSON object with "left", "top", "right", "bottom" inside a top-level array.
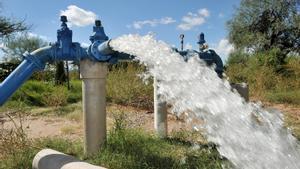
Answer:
[
  {"left": 1, "top": 101, "right": 299, "bottom": 140},
  {"left": 0, "top": 104, "right": 192, "bottom": 140}
]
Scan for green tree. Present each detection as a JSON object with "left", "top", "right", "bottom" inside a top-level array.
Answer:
[
  {"left": 0, "top": 4, "right": 27, "bottom": 38},
  {"left": 1, "top": 33, "right": 67, "bottom": 84},
  {"left": 1, "top": 33, "right": 47, "bottom": 62},
  {"left": 55, "top": 61, "right": 67, "bottom": 85},
  {"left": 227, "top": 0, "right": 300, "bottom": 63},
  {"left": 0, "top": 16, "right": 27, "bottom": 38}
]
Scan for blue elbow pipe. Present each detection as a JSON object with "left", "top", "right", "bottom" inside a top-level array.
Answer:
[
  {"left": 0, "top": 46, "right": 53, "bottom": 106},
  {"left": 0, "top": 59, "right": 39, "bottom": 105}
]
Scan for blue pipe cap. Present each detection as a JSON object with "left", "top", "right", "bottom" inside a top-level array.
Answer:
[{"left": 197, "top": 32, "right": 206, "bottom": 45}]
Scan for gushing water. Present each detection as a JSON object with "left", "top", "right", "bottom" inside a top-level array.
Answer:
[{"left": 110, "top": 34, "right": 300, "bottom": 169}]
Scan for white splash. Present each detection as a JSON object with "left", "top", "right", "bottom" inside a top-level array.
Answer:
[{"left": 110, "top": 34, "right": 300, "bottom": 169}]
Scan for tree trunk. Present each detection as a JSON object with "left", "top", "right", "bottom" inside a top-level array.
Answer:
[{"left": 55, "top": 61, "right": 66, "bottom": 85}]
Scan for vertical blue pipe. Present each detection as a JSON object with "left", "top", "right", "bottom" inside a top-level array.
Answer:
[{"left": 0, "top": 59, "right": 39, "bottom": 105}]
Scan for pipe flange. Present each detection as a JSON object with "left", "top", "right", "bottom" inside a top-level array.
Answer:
[
  {"left": 23, "top": 52, "right": 46, "bottom": 70},
  {"left": 90, "top": 40, "right": 111, "bottom": 61}
]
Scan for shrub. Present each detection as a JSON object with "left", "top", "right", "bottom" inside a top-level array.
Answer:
[
  {"left": 226, "top": 50, "right": 300, "bottom": 102},
  {"left": 10, "top": 81, "right": 54, "bottom": 106},
  {"left": 41, "top": 86, "right": 68, "bottom": 107},
  {"left": 67, "top": 80, "right": 82, "bottom": 103},
  {"left": 106, "top": 62, "right": 153, "bottom": 110},
  {"left": 266, "top": 90, "right": 300, "bottom": 105}
]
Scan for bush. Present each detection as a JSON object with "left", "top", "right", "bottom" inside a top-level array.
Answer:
[
  {"left": 4, "top": 62, "right": 154, "bottom": 109},
  {"left": 67, "top": 80, "right": 82, "bottom": 103},
  {"left": 266, "top": 90, "right": 300, "bottom": 105},
  {"left": 7, "top": 81, "right": 73, "bottom": 107},
  {"left": 226, "top": 50, "right": 300, "bottom": 102},
  {"left": 10, "top": 81, "right": 54, "bottom": 106},
  {"left": 41, "top": 86, "right": 68, "bottom": 107},
  {"left": 106, "top": 62, "right": 153, "bottom": 110}
]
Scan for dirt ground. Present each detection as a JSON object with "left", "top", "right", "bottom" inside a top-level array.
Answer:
[
  {"left": 0, "top": 101, "right": 299, "bottom": 140},
  {"left": 0, "top": 104, "right": 192, "bottom": 140}
]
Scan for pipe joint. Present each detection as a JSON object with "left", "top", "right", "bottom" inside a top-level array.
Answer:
[
  {"left": 95, "top": 40, "right": 134, "bottom": 63},
  {"left": 51, "top": 42, "right": 87, "bottom": 61},
  {"left": 23, "top": 52, "right": 46, "bottom": 71},
  {"left": 88, "top": 40, "right": 112, "bottom": 62}
]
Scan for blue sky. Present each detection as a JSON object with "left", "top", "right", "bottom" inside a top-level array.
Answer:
[{"left": 1, "top": 0, "right": 241, "bottom": 62}]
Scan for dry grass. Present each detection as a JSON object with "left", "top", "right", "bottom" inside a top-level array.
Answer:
[{"left": 60, "top": 125, "right": 78, "bottom": 135}]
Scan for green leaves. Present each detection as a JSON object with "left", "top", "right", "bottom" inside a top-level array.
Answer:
[
  {"left": 1, "top": 33, "right": 47, "bottom": 62},
  {"left": 227, "top": 0, "right": 300, "bottom": 56}
]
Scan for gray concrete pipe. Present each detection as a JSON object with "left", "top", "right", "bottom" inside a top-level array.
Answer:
[
  {"left": 80, "top": 59, "right": 108, "bottom": 155},
  {"left": 32, "top": 149, "right": 106, "bottom": 169},
  {"left": 153, "top": 77, "right": 168, "bottom": 138}
]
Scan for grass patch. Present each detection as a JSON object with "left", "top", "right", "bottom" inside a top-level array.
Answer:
[
  {"left": 60, "top": 126, "right": 78, "bottom": 135},
  {"left": 1, "top": 109, "right": 229, "bottom": 169},
  {"left": 87, "top": 128, "right": 228, "bottom": 169},
  {"left": 285, "top": 114, "right": 300, "bottom": 140},
  {"left": 0, "top": 137, "right": 82, "bottom": 169},
  {"left": 106, "top": 62, "right": 153, "bottom": 110},
  {"left": 265, "top": 90, "right": 300, "bottom": 105},
  {"left": 2, "top": 62, "right": 153, "bottom": 112},
  {"left": 29, "top": 102, "right": 81, "bottom": 117},
  {"left": 2, "top": 80, "right": 81, "bottom": 109},
  {"left": 1, "top": 129, "right": 228, "bottom": 169},
  {"left": 226, "top": 53, "right": 300, "bottom": 104}
]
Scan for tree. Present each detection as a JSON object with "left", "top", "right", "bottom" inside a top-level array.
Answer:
[
  {"left": 1, "top": 33, "right": 67, "bottom": 85},
  {"left": 0, "top": 4, "right": 27, "bottom": 38},
  {"left": 55, "top": 61, "right": 67, "bottom": 85},
  {"left": 1, "top": 33, "right": 47, "bottom": 62},
  {"left": 227, "top": 0, "right": 300, "bottom": 60},
  {"left": 0, "top": 16, "right": 27, "bottom": 37}
]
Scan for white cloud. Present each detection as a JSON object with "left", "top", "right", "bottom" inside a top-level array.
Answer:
[
  {"left": 130, "top": 17, "right": 176, "bottom": 29},
  {"left": 60, "top": 5, "right": 97, "bottom": 27},
  {"left": 213, "top": 39, "right": 234, "bottom": 61},
  {"left": 177, "top": 8, "right": 210, "bottom": 31},
  {"left": 160, "top": 17, "right": 176, "bottom": 24},
  {"left": 218, "top": 13, "right": 224, "bottom": 18},
  {"left": 185, "top": 43, "right": 193, "bottom": 50},
  {"left": 198, "top": 8, "right": 210, "bottom": 17},
  {"left": 28, "top": 32, "right": 48, "bottom": 41}
]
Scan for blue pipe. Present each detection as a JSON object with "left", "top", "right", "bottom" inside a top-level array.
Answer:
[
  {"left": 0, "top": 59, "right": 39, "bottom": 105},
  {"left": 0, "top": 44, "right": 89, "bottom": 106},
  {"left": 0, "top": 16, "right": 90, "bottom": 106},
  {"left": 0, "top": 46, "right": 51, "bottom": 105},
  {"left": 0, "top": 16, "right": 132, "bottom": 106},
  {"left": 97, "top": 40, "right": 134, "bottom": 62}
]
